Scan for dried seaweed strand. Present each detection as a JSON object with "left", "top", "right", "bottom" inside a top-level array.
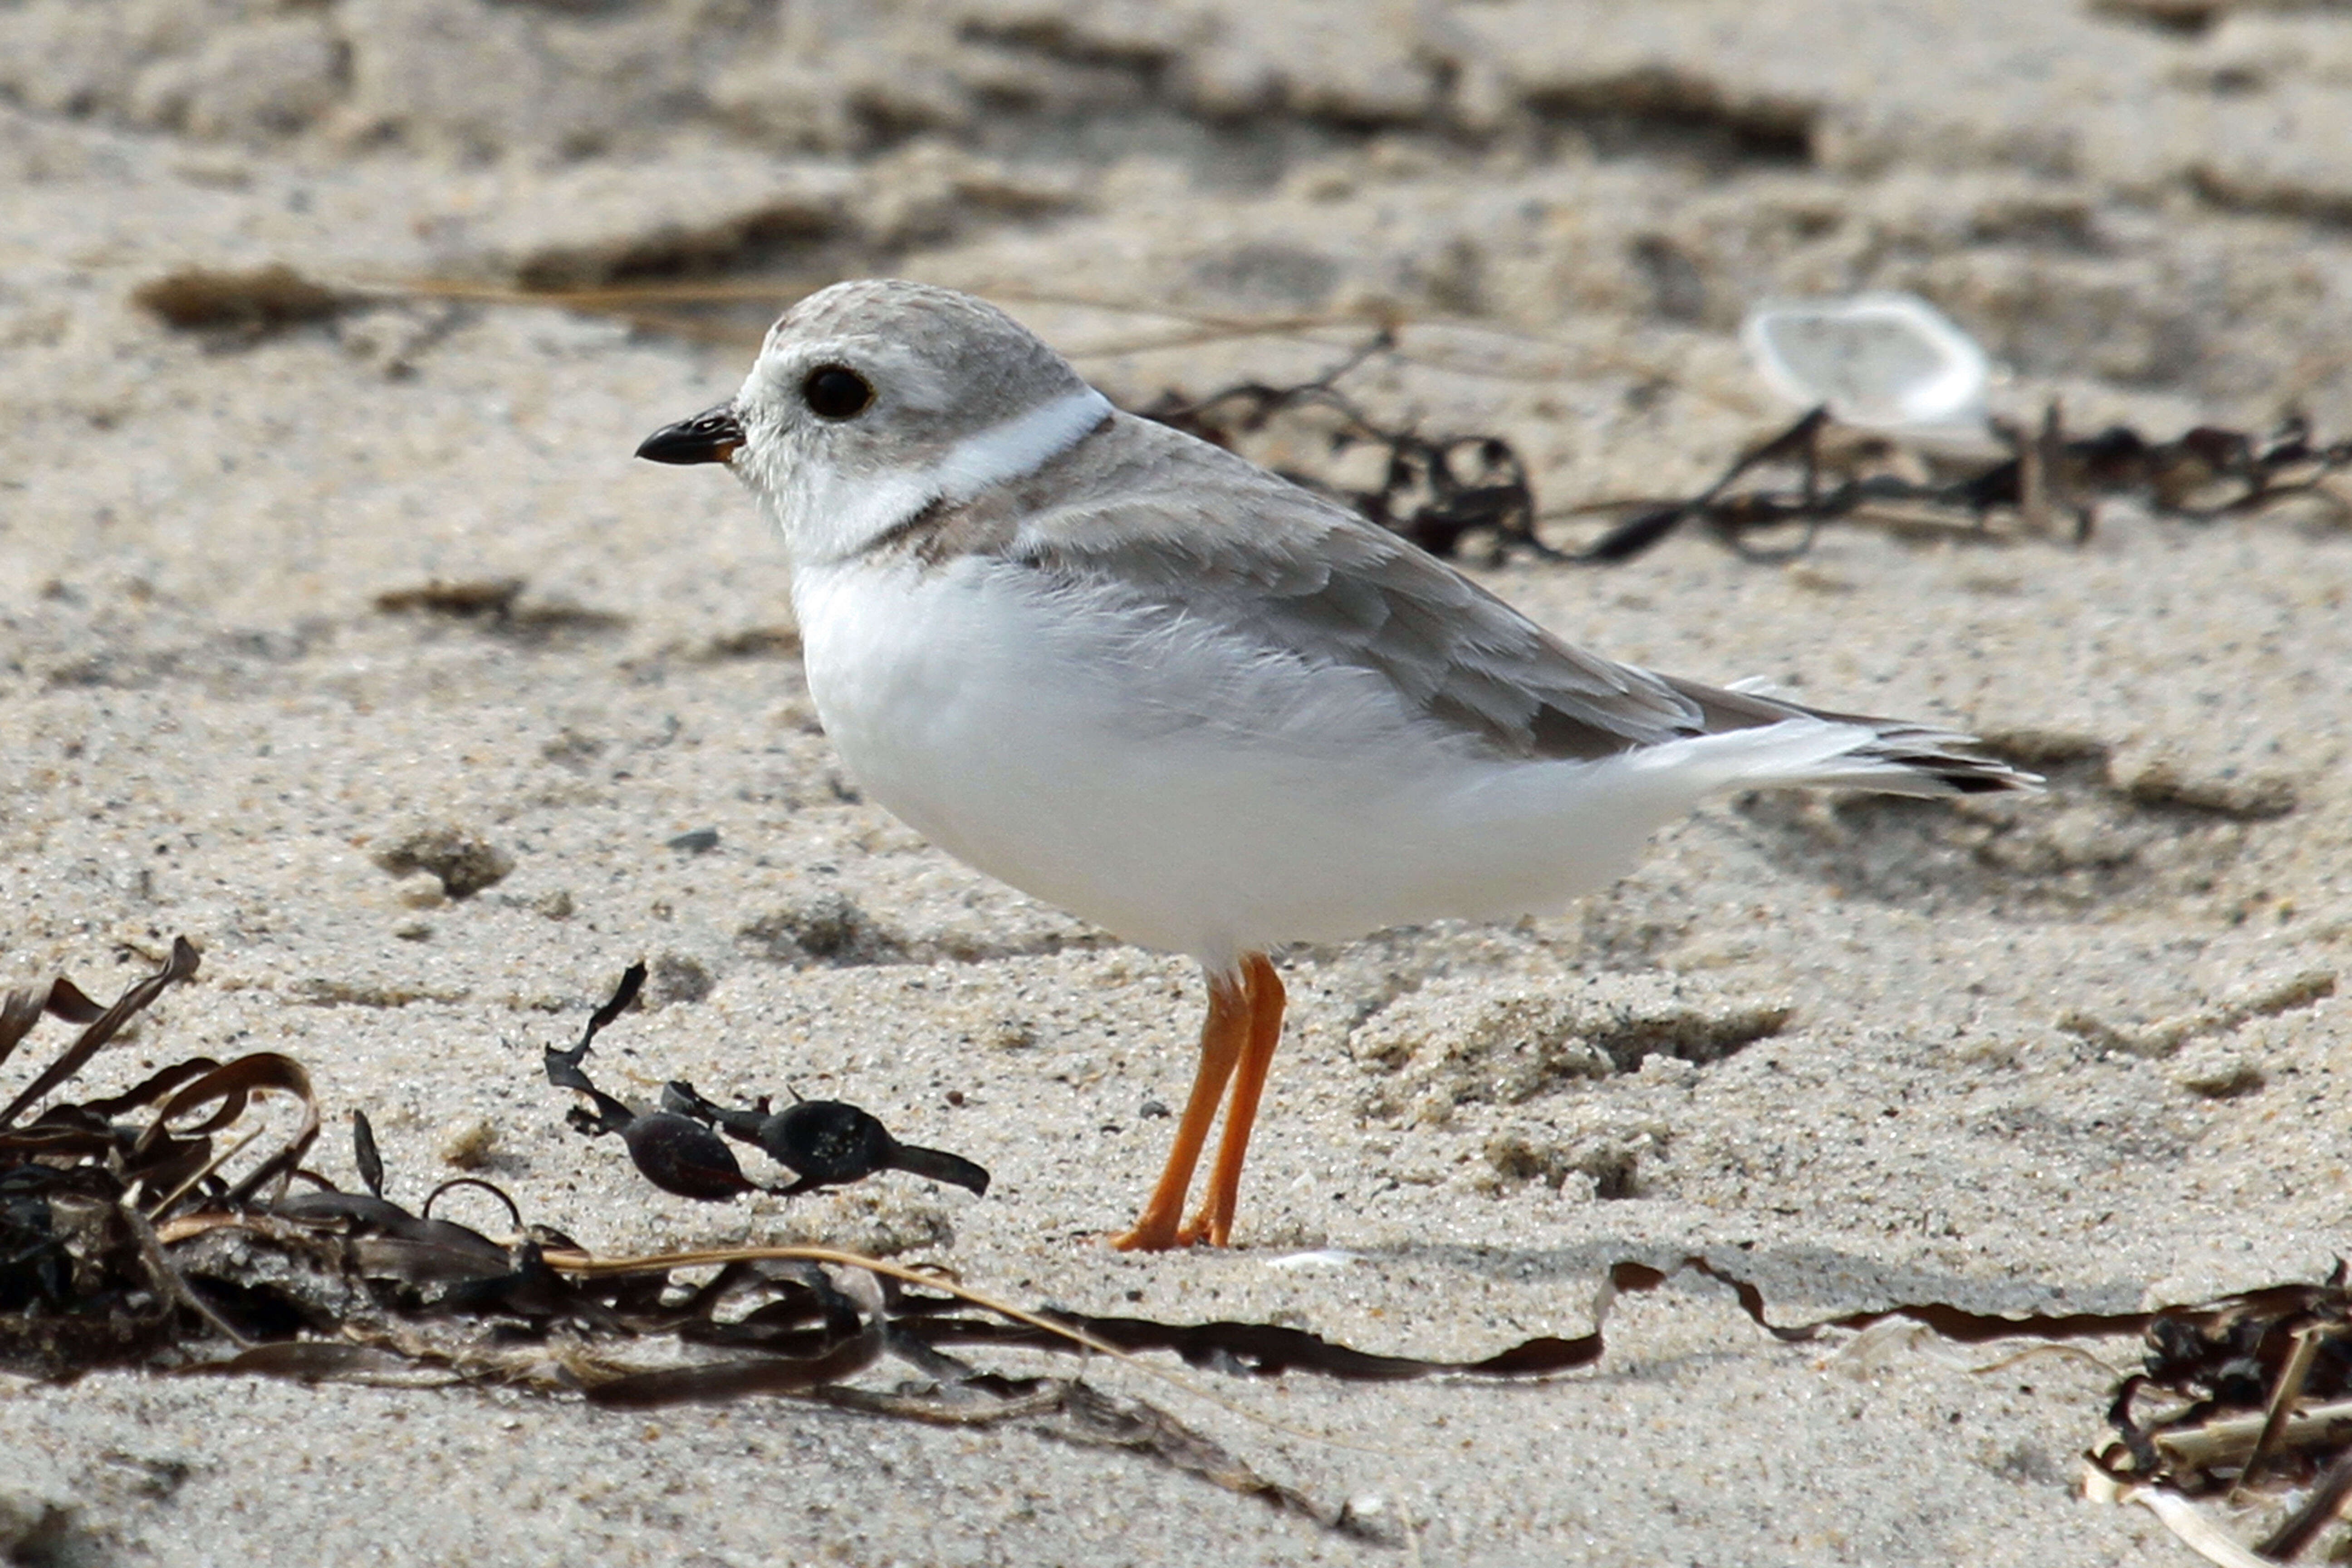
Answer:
[
  {"left": 0, "top": 937, "right": 200, "bottom": 1128},
  {"left": 2236, "top": 1325, "right": 2324, "bottom": 1498},
  {"left": 2257, "top": 1448, "right": 2352, "bottom": 1560}
]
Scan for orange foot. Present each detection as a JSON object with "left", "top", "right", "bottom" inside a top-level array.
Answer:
[
  {"left": 1109, "top": 1217, "right": 1192, "bottom": 1253},
  {"left": 1107, "top": 956, "right": 1286, "bottom": 1254}
]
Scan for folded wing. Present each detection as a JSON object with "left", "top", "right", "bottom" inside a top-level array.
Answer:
[{"left": 1000, "top": 414, "right": 2036, "bottom": 797}]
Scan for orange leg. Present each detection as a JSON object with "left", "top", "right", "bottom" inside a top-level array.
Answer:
[
  {"left": 1181, "top": 955, "right": 1285, "bottom": 1246},
  {"left": 1109, "top": 964, "right": 1252, "bottom": 1252}
]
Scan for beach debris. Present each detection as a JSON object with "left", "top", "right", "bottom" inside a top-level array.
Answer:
[
  {"left": 0, "top": 941, "right": 1588, "bottom": 1533},
  {"left": 1132, "top": 338, "right": 2352, "bottom": 566},
  {"left": 19, "top": 940, "right": 2352, "bottom": 1546},
  {"left": 735, "top": 892, "right": 906, "bottom": 967},
  {"left": 661, "top": 1079, "right": 991, "bottom": 1197},
  {"left": 542, "top": 964, "right": 989, "bottom": 1199},
  {"left": 0, "top": 939, "right": 322, "bottom": 1367},
  {"left": 131, "top": 264, "right": 353, "bottom": 338},
  {"left": 373, "top": 578, "right": 632, "bottom": 642},
  {"left": 541, "top": 961, "right": 757, "bottom": 1200},
  {"left": 693, "top": 625, "right": 803, "bottom": 661},
  {"left": 2084, "top": 1266, "right": 2352, "bottom": 1564},
  {"left": 1571, "top": 404, "right": 2352, "bottom": 563},
  {"left": 435, "top": 1113, "right": 500, "bottom": 1169},
  {"left": 373, "top": 578, "right": 529, "bottom": 620},
  {"left": 1742, "top": 293, "right": 1993, "bottom": 436},
  {"left": 372, "top": 821, "right": 515, "bottom": 900}
]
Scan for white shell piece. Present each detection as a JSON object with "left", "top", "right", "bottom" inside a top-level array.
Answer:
[{"left": 1741, "top": 293, "right": 1992, "bottom": 433}]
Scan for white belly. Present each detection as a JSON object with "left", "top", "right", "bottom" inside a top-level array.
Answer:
[{"left": 788, "top": 554, "right": 1736, "bottom": 968}]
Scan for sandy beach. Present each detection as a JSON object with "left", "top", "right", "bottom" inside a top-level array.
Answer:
[{"left": 5, "top": 1, "right": 2352, "bottom": 1563}]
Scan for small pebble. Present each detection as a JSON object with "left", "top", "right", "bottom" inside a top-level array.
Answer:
[
  {"left": 438, "top": 1115, "right": 499, "bottom": 1170},
  {"left": 2169, "top": 1044, "right": 2264, "bottom": 1099}
]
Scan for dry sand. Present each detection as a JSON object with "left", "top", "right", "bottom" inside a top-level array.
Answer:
[{"left": 4, "top": 1, "right": 2352, "bottom": 1563}]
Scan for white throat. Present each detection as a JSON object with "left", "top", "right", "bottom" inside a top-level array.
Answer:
[{"left": 764, "top": 385, "right": 1112, "bottom": 565}]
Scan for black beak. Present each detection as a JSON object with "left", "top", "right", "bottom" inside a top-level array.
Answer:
[{"left": 636, "top": 403, "right": 745, "bottom": 466}]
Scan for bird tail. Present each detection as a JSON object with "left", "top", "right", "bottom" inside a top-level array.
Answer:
[{"left": 1653, "top": 674, "right": 2042, "bottom": 799}]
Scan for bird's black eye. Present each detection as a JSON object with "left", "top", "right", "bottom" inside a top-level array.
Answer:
[{"left": 802, "top": 364, "right": 874, "bottom": 420}]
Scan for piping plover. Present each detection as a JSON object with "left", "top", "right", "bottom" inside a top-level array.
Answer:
[{"left": 638, "top": 279, "right": 2036, "bottom": 1251}]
